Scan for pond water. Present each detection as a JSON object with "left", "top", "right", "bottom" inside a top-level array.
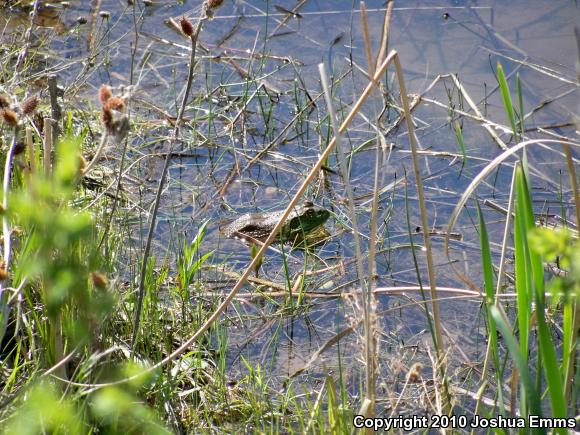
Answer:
[{"left": 3, "top": 0, "right": 578, "bottom": 417}]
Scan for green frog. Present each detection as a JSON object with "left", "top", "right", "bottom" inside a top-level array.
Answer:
[{"left": 220, "top": 201, "right": 330, "bottom": 244}]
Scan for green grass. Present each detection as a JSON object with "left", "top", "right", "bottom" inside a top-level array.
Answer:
[{"left": 0, "top": 2, "right": 578, "bottom": 433}]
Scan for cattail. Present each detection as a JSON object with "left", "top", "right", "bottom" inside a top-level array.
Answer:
[
  {"left": 90, "top": 271, "right": 109, "bottom": 289},
  {"left": 99, "top": 85, "right": 113, "bottom": 104},
  {"left": 104, "top": 96, "right": 125, "bottom": 112},
  {"left": 0, "top": 95, "right": 10, "bottom": 109},
  {"left": 21, "top": 95, "right": 38, "bottom": 115},
  {"left": 1, "top": 109, "right": 19, "bottom": 127},
  {"left": 180, "top": 16, "right": 194, "bottom": 37}
]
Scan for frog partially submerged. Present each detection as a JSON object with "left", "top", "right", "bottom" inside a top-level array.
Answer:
[{"left": 220, "top": 201, "right": 330, "bottom": 245}]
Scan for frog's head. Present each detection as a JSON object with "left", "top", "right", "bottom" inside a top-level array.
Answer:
[{"left": 284, "top": 201, "right": 330, "bottom": 238}]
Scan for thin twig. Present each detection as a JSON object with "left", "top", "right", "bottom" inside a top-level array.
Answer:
[
  {"left": 131, "top": 11, "right": 207, "bottom": 354},
  {"left": 0, "top": 129, "right": 18, "bottom": 341},
  {"left": 83, "top": 132, "right": 109, "bottom": 176}
]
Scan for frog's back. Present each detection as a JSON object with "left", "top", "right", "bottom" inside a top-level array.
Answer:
[{"left": 219, "top": 211, "right": 283, "bottom": 241}]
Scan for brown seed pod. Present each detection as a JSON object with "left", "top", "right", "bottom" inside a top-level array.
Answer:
[
  {"left": 104, "top": 96, "right": 125, "bottom": 112},
  {"left": 0, "top": 95, "right": 10, "bottom": 109},
  {"left": 0, "top": 261, "right": 9, "bottom": 281},
  {"left": 407, "top": 362, "right": 423, "bottom": 383},
  {"left": 179, "top": 16, "right": 194, "bottom": 37},
  {"left": 102, "top": 107, "right": 113, "bottom": 131},
  {"left": 1, "top": 109, "right": 19, "bottom": 127},
  {"left": 206, "top": 0, "right": 224, "bottom": 10},
  {"left": 21, "top": 95, "right": 38, "bottom": 115},
  {"left": 90, "top": 271, "right": 109, "bottom": 289},
  {"left": 13, "top": 141, "right": 26, "bottom": 155},
  {"left": 99, "top": 85, "right": 113, "bottom": 104}
]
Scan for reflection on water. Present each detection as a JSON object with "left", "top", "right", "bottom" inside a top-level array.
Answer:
[{"left": 0, "top": 1, "right": 70, "bottom": 33}]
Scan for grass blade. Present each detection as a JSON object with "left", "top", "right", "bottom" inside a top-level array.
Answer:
[
  {"left": 476, "top": 201, "right": 504, "bottom": 413},
  {"left": 496, "top": 62, "right": 518, "bottom": 140},
  {"left": 454, "top": 120, "right": 467, "bottom": 167},
  {"left": 489, "top": 306, "right": 543, "bottom": 421}
]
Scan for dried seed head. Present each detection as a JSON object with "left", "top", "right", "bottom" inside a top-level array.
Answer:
[
  {"left": 79, "top": 154, "right": 88, "bottom": 174},
  {"left": 206, "top": 0, "right": 224, "bottom": 10},
  {"left": 102, "top": 107, "right": 113, "bottom": 131},
  {"left": 0, "top": 95, "right": 10, "bottom": 109},
  {"left": 1, "top": 109, "right": 19, "bottom": 127},
  {"left": 407, "top": 362, "right": 423, "bottom": 383},
  {"left": 13, "top": 141, "right": 26, "bottom": 155},
  {"left": 90, "top": 271, "right": 109, "bottom": 289},
  {"left": 99, "top": 85, "right": 113, "bottom": 104},
  {"left": 180, "top": 16, "right": 194, "bottom": 37},
  {"left": 104, "top": 96, "right": 125, "bottom": 112},
  {"left": 0, "top": 261, "right": 9, "bottom": 281},
  {"left": 21, "top": 95, "right": 38, "bottom": 115}
]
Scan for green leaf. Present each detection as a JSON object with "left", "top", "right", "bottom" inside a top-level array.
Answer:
[{"left": 496, "top": 62, "right": 518, "bottom": 140}]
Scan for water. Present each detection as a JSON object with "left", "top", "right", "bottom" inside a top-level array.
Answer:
[{"left": 3, "top": 0, "right": 578, "bottom": 415}]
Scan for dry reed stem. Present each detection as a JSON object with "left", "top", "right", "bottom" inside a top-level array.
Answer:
[
  {"left": 374, "top": 0, "right": 394, "bottom": 72},
  {"left": 43, "top": 119, "right": 54, "bottom": 175},
  {"left": 26, "top": 127, "right": 35, "bottom": 176},
  {"left": 83, "top": 132, "right": 109, "bottom": 176},
  {"left": 319, "top": 62, "right": 376, "bottom": 413},
  {"left": 1, "top": 130, "right": 18, "bottom": 294},
  {"left": 131, "top": 13, "right": 205, "bottom": 353},
  {"left": 562, "top": 141, "right": 580, "bottom": 400},
  {"left": 360, "top": 2, "right": 374, "bottom": 74},
  {"left": 304, "top": 378, "right": 328, "bottom": 433},
  {"left": 393, "top": 55, "right": 445, "bottom": 367},
  {"left": 358, "top": 0, "right": 394, "bottom": 416}
]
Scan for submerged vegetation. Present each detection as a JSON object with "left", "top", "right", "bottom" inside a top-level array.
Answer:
[{"left": 0, "top": 0, "right": 578, "bottom": 433}]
